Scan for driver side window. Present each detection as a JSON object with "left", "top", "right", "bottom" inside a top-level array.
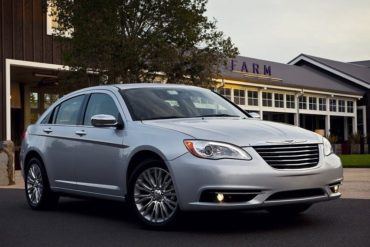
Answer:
[{"left": 84, "top": 93, "right": 120, "bottom": 126}]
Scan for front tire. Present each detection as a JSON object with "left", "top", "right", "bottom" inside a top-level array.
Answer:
[
  {"left": 266, "top": 203, "right": 312, "bottom": 215},
  {"left": 128, "top": 159, "right": 179, "bottom": 228},
  {"left": 25, "top": 157, "right": 59, "bottom": 210}
]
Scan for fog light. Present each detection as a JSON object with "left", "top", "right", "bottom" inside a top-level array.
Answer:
[
  {"left": 216, "top": 193, "right": 224, "bottom": 202},
  {"left": 330, "top": 185, "right": 340, "bottom": 193}
]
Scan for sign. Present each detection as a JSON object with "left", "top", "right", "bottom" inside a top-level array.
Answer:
[{"left": 229, "top": 59, "right": 272, "bottom": 76}]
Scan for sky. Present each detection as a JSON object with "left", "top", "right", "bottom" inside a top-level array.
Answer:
[{"left": 206, "top": 0, "right": 370, "bottom": 63}]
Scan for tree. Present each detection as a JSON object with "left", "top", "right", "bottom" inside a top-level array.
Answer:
[{"left": 47, "top": 0, "right": 238, "bottom": 86}]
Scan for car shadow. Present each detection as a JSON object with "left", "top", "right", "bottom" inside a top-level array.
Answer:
[{"left": 55, "top": 197, "right": 323, "bottom": 233}]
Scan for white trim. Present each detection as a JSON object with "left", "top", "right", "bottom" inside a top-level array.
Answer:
[
  {"left": 5, "top": 59, "right": 67, "bottom": 140},
  {"left": 358, "top": 105, "right": 367, "bottom": 137},
  {"left": 289, "top": 55, "right": 370, "bottom": 89},
  {"left": 216, "top": 78, "right": 362, "bottom": 99}
]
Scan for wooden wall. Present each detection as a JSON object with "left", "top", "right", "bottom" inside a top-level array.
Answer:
[{"left": 0, "top": 0, "right": 63, "bottom": 140}]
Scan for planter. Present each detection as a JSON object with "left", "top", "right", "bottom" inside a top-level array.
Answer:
[{"left": 0, "top": 141, "right": 15, "bottom": 186}]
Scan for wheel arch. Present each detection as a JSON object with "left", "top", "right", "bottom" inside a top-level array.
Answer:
[{"left": 126, "top": 149, "right": 168, "bottom": 188}]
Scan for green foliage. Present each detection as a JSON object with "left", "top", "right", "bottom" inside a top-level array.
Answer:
[
  {"left": 340, "top": 154, "right": 370, "bottom": 168},
  {"left": 46, "top": 0, "right": 239, "bottom": 86}
]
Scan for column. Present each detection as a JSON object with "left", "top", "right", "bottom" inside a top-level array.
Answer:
[
  {"left": 23, "top": 84, "right": 31, "bottom": 129},
  {"left": 344, "top": 117, "right": 348, "bottom": 140},
  {"left": 294, "top": 93, "right": 299, "bottom": 126},
  {"left": 258, "top": 89, "right": 263, "bottom": 120},
  {"left": 325, "top": 115, "right": 331, "bottom": 137},
  {"left": 363, "top": 106, "right": 367, "bottom": 137},
  {"left": 352, "top": 100, "right": 358, "bottom": 134}
]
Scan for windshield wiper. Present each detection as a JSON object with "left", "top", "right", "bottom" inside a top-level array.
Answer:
[
  {"left": 143, "top": 116, "right": 187, "bottom": 120},
  {"left": 196, "top": 114, "right": 240, "bottom": 118}
]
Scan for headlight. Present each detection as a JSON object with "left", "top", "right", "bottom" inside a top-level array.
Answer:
[
  {"left": 183, "top": 140, "right": 252, "bottom": 160},
  {"left": 323, "top": 137, "right": 333, "bottom": 156}
]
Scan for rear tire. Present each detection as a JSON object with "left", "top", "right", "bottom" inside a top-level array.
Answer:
[
  {"left": 267, "top": 203, "right": 312, "bottom": 215},
  {"left": 25, "top": 157, "right": 59, "bottom": 210},
  {"left": 128, "top": 159, "right": 179, "bottom": 228}
]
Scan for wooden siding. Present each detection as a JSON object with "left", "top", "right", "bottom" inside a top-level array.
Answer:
[{"left": 0, "top": 0, "right": 63, "bottom": 140}]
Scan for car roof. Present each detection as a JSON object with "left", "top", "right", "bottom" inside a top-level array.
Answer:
[{"left": 67, "top": 83, "right": 208, "bottom": 95}]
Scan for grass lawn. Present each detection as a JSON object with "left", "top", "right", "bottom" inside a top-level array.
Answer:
[{"left": 339, "top": 154, "right": 370, "bottom": 168}]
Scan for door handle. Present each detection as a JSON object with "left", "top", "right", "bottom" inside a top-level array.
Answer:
[
  {"left": 75, "top": 130, "right": 86, "bottom": 136},
  {"left": 43, "top": 128, "right": 53, "bottom": 134}
]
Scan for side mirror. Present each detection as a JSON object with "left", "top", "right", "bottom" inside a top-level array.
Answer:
[
  {"left": 247, "top": 112, "right": 261, "bottom": 119},
  {"left": 91, "top": 114, "right": 120, "bottom": 128}
]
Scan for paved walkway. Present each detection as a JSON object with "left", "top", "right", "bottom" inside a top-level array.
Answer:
[{"left": 1, "top": 169, "right": 370, "bottom": 199}]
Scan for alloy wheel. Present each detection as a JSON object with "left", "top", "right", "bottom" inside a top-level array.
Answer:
[
  {"left": 133, "top": 167, "right": 178, "bottom": 224},
  {"left": 26, "top": 163, "right": 44, "bottom": 205}
]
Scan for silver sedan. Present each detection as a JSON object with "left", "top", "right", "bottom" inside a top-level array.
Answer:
[{"left": 21, "top": 84, "right": 343, "bottom": 227}]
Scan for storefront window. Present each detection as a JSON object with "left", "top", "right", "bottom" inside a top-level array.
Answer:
[
  {"left": 286, "top": 95, "right": 295, "bottom": 108},
  {"left": 219, "top": 88, "right": 231, "bottom": 100},
  {"left": 330, "top": 99, "right": 337, "bottom": 112},
  {"left": 247, "top": 91, "right": 258, "bottom": 106},
  {"left": 262, "top": 92, "right": 272, "bottom": 107},
  {"left": 347, "top": 101, "right": 354, "bottom": 113},
  {"left": 319, "top": 98, "right": 326, "bottom": 111},
  {"left": 30, "top": 93, "right": 38, "bottom": 109},
  {"left": 299, "top": 96, "right": 307, "bottom": 109},
  {"left": 338, "top": 100, "right": 345, "bottom": 112},
  {"left": 44, "top": 94, "right": 60, "bottom": 109},
  {"left": 274, "top": 93, "right": 284, "bottom": 108},
  {"left": 309, "top": 97, "right": 317, "bottom": 110},
  {"left": 233, "top": 89, "right": 245, "bottom": 105}
]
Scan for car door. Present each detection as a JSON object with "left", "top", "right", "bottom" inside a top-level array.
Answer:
[
  {"left": 72, "top": 91, "right": 126, "bottom": 196},
  {"left": 41, "top": 94, "right": 87, "bottom": 190}
]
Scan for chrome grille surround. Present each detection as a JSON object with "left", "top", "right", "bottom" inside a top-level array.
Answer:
[{"left": 253, "top": 144, "right": 320, "bottom": 169}]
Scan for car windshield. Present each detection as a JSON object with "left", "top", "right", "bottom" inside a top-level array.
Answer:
[{"left": 120, "top": 87, "right": 248, "bottom": 121}]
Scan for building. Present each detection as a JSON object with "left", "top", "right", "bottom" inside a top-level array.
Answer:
[
  {"left": 1, "top": 1, "right": 370, "bottom": 168},
  {"left": 216, "top": 55, "right": 369, "bottom": 142}
]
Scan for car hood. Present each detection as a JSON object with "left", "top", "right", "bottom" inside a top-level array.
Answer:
[{"left": 143, "top": 118, "right": 322, "bottom": 146}]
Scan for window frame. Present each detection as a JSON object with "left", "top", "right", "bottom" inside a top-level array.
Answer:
[
  {"left": 329, "top": 99, "right": 337, "bottom": 112},
  {"left": 338, "top": 100, "right": 346, "bottom": 112},
  {"left": 262, "top": 92, "right": 272, "bottom": 107},
  {"left": 52, "top": 94, "right": 87, "bottom": 126},
  {"left": 82, "top": 93, "right": 122, "bottom": 126},
  {"left": 347, "top": 101, "right": 354, "bottom": 113},
  {"left": 233, "top": 89, "right": 246, "bottom": 105},
  {"left": 219, "top": 88, "right": 232, "bottom": 101},
  {"left": 299, "top": 96, "right": 307, "bottom": 110},
  {"left": 286, "top": 94, "right": 295, "bottom": 109},
  {"left": 274, "top": 93, "right": 284, "bottom": 108},
  {"left": 318, "top": 98, "right": 326, "bottom": 111},
  {"left": 247, "top": 91, "right": 258, "bottom": 106},
  {"left": 308, "top": 97, "right": 317, "bottom": 110}
]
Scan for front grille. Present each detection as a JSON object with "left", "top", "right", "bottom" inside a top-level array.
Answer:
[{"left": 253, "top": 144, "right": 319, "bottom": 169}]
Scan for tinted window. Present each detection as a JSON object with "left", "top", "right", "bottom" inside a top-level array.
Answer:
[
  {"left": 84, "top": 94, "right": 120, "bottom": 126},
  {"left": 121, "top": 88, "right": 246, "bottom": 121},
  {"left": 40, "top": 111, "right": 52, "bottom": 124},
  {"left": 55, "top": 95, "right": 85, "bottom": 125}
]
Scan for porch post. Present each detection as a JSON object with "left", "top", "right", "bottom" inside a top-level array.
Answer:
[
  {"left": 344, "top": 117, "right": 348, "bottom": 140},
  {"left": 352, "top": 101, "right": 358, "bottom": 134},
  {"left": 325, "top": 115, "right": 331, "bottom": 137},
  {"left": 294, "top": 93, "right": 299, "bottom": 126},
  {"left": 363, "top": 106, "right": 367, "bottom": 137},
  {"left": 258, "top": 89, "right": 263, "bottom": 120}
]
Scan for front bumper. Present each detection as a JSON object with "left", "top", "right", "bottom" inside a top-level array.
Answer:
[{"left": 168, "top": 146, "right": 343, "bottom": 211}]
